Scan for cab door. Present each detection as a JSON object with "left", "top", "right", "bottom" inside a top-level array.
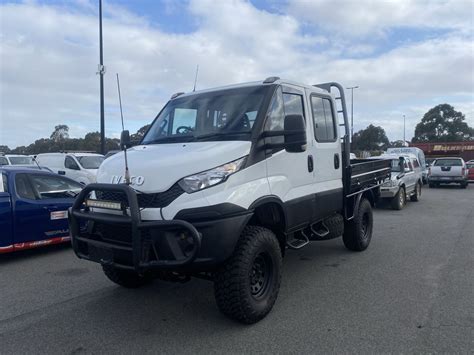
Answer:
[
  {"left": 13, "top": 173, "right": 79, "bottom": 244},
  {"left": 263, "top": 85, "right": 316, "bottom": 230},
  {"left": 305, "top": 90, "right": 343, "bottom": 219}
]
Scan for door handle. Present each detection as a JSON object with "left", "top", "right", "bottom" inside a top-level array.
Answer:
[
  {"left": 334, "top": 154, "right": 340, "bottom": 169},
  {"left": 308, "top": 155, "right": 314, "bottom": 173},
  {"left": 58, "top": 170, "right": 66, "bottom": 175}
]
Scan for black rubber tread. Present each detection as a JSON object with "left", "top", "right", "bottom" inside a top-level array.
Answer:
[
  {"left": 391, "top": 186, "right": 405, "bottom": 210},
  {"left": 343, "top": 198, "right": 373, "bottom": 252},
  {"left": 102, "top": 265, "right": 152, "bottom": 288},
  {"left": 429, "top": 183, "right": 435, "bottom": 188},
  {"left": 410, "top": 182, "right": 422, "bottom": 202},
  {"left": 213, "top": 226, "right": 282, "bottom": 324},
  {"left": 323, "top": 213, "right": 344, "bottom": 240},
  {"left": 460, "top": 182, "right": 468, "bottom": 189}
]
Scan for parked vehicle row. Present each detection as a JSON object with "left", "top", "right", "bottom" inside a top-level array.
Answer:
[{"left": 0, "top": 154, "right": 34, "bottom": 166}]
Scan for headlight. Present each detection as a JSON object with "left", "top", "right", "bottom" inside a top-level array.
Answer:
[
  {"left": 383, "top": 180, "right": 397, "bottom": 187},
  {"left": 178, "top": 157, "right": 246, "bottom": 193}
]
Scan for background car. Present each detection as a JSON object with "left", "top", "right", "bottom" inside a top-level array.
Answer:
[
  {"left": 0, "top": 154, "right": 34, "bottom": 166},
  {"left": 0, "top": 167, "right": 83, "bottom": 253},
  {"left": 428, "top": 157, "right": 468, "bottom": 188},
  {"left": 466, "top": 161, "right": 474, "bottom": 183},
  {"left": 35, "top": 152, "right": 104, "bottom": 185}
]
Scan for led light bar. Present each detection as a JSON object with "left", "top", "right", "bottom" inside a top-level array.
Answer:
[{"left": 85, "top": 199, "right": 122, "bottom": 210}]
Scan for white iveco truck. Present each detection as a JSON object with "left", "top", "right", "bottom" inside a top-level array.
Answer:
[{"left": 69, "top": 78, "right": 390, "bottom": 323}]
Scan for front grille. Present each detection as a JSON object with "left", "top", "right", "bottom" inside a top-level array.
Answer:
[
  {"left": 95, "top": 183, "right": 184, "bottom": 209},
  {"left": 95, "top": 223, "right": 132, "bottom": 245}
]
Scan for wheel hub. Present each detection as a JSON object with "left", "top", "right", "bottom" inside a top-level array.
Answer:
[{"left": 250, "top": 253, "right": 271, "bottom": 298}]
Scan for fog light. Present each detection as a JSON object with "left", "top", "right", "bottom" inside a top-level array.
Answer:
[{"left": 86, "top": 199, "right": 122, "bottom": 210}]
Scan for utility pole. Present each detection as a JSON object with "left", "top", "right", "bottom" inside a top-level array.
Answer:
[
  {"left": 403, "top": 114, "right": 406, "bottom": 145},
  {"left": 346, "top": 86, "right": 359, "bottom": 142},
  {"left": 98, "top": 0, "right": 106, "bottom": 155}
]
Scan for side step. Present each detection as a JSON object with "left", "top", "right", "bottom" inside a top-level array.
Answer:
[{"left": 286, "top": 232, "right": 309, "bottom": 250}]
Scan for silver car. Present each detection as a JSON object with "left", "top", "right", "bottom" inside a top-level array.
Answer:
[{"left": 376, "top": 154, "right": 424, "bottom": 210}]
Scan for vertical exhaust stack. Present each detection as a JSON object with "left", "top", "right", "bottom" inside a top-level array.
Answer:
[{"left": 116, "top": 73, "right": 131, "bottom": 185}]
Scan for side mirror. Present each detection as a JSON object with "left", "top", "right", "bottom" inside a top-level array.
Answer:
[
  {"left": 120, "top": 130, "right": 131, "bottom": 150},
  {"left": 283, "top": 114, "right": 307, "bottom": 153},
  {"left": 425, "top": 163, "right": 430, "bottom": 168}
]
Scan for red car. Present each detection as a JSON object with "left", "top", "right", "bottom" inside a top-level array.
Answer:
[{"left": 467, "top": 162, "right": 474, "bottom": 183}]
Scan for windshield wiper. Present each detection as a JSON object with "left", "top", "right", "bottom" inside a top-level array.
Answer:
[
  {"left": 193, "top": 131, "right": 251, "bottom": 141},
  {"left": 143, "top": 135, "right": 195, "bottom": 144}
]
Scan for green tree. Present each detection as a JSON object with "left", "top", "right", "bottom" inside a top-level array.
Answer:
[
  {"left": 0, "top": 145, "right": 11, "bottom": 154},
  {"left": 389, "top": 140, "right": 406, "bottom": 148},
  {"left": 412, "top": 104, "right": 473, "bottom": 142},
  {"left": 50, "top": 124, "right": 70, "bottom": 142},
  {"left": 131, "top": 124, "right": 151, "bottom": 144},
  {"left": 352, "top": 124, "right": 390, "bottom": 151}
]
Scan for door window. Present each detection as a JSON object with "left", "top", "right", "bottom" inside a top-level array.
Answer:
[
  {"left": 30, "top": 174, "right": 83, "bottom": 199},
  {"left": 311, "top": 96, "right": 337, "bottom": 142},
  {"left": 0, "top": 157, "right": 8, "bottom": 165},
  {"left": 15, "top": 174, "right": 37, "bottom": 200},
  {"left": 282, "top": 93, "right": 305, "bottom": 118},
  {"left": 65, "top": 156, "right": 80, "bottom": 170}
]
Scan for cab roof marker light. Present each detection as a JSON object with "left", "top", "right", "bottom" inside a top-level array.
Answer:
[
  {"left": 170, "top": 92, "right": 185, "bottom": 99},
  {"left": 263, "top": 76, "right": 280, "bottom": 84}
]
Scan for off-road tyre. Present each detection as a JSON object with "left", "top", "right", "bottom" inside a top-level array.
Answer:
[
  {"left": 391, "top": 186, "right": 406, "bottom": 210},
  {"left": 214, "top": 226, "right": 282, "bottom": 324},
  {"left": 343, "top": 198, "right": 373, "bottom": 252},
  {"left": 460, "top": 182, "right": 468, "bottom": 189},
  {"left": 102, "top": 265, "right": 153, "bottom": 288},
  {"left": 410, "top": 182, "right": 422, "bottom": 202},
  {"left": 321, "top": 213, "right": 344, "bottom": 240}
]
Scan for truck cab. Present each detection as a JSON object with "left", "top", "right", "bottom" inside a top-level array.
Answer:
[{"left": 69, "top": 78, "right": 390, "bottom": 323}]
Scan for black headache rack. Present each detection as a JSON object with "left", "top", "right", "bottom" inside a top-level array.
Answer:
[{"left": 69, "top": 183, "right": 202, "bottom": 272}]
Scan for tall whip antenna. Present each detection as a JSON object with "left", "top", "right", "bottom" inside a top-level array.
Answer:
[
  {"left": 193, "top": 64, "right": 199, "bottom": 92},
  {"left": 116, "top": 73, "right": 131, "bottom": 185}
]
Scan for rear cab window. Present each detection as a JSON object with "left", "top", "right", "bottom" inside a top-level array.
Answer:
[
  {"left": 434, "top": 159, "right": 462, "bottom": 167},
  {"left": 310, "top": 95, "right": 337, "bottom": 142},
  {"left": 15, "top": 174, "right": 37, "bottom": 200}
]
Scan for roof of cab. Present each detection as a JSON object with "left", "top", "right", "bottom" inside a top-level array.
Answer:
[{"left": 171, "top": 77, "right": 329, "bottom": 100}]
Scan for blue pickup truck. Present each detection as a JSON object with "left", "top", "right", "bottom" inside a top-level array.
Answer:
[{"left": 0, "top": 167, "right": 82, "bottom": 254}]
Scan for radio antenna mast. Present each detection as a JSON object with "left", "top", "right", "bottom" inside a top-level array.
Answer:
[
  {"left": 116, "top": 73, "right": 131, "bottom": 185},
  {"left": 193, "top": 64, "right": 199, "bottom": 92}
]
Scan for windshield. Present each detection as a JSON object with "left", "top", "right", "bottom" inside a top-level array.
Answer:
[
  {"left": 391, "top": 159, "right": 401, "bottom": 172},
  {"left": 9, "top": 156, "right": 33, "bottom": 165},
  {"left": 77, "top": 156, "right": 104, "bottom": 169},
  {"left": 142, "top": 86, "right": 271, "bottom": 144},
  {"left": 434, "top": 159, "right": 462, "bottom": 167}
]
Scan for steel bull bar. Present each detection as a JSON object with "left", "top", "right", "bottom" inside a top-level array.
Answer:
[{"left": 69, "top": 183, "right": 201, "bottom": 271}]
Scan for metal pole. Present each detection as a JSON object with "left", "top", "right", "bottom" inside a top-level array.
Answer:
[
  {"left": 99, "top": 0, "right": 105, "bottom": 155},
  {"left": 346, "top": 86, "right": 359, "bottom": 142},
  {"left": 403, "top": 115, "right": 406, "bottom": 145}
]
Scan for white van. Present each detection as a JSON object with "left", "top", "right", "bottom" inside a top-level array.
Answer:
[
  {"left": 36, "top": 153, "right": 104, "bottom": 185},
  {"left": 386, "top": 147, "right": 427, "bottom": 183},
  {"left": 0, "top": 154, "right": 34, "bottom": 166}
]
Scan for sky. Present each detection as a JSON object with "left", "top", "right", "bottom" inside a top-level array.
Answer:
[{"left": 0, "top": 0, "right": 473, "bottom": 148}]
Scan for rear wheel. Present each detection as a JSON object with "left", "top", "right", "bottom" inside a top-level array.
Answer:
[
  {"left": 214, "top": 226, "right": 282, "bottom": 324},
  {"left": 391, "top": 186, "right": 406, "bottom": 210},
  {"left": 460, "top": 182, "right": 468, "bottom": 189},
  {"left": 102, "top": 265, "right": 153, "bottom": 288},
  {"left": 410, "top": 182, "right": 422, "bottom": 202},
  {"left": 343, "top": 198, "right": 373, "bottom": 252}
]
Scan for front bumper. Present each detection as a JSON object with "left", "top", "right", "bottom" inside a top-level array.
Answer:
[
  {"left": 69, "top": 184, "right": 250, "bottom": 272},
  {"left": 379, "top": 184, "right": 399, "bottom": 198}
]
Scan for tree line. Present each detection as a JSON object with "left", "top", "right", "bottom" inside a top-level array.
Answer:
[{"left": 1, "top": 104, "right": 472, "bottom": 155}]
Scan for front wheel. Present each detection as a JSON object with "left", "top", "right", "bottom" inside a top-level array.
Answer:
[
  {"left": 343, "top": 198, "right": 373, "bottom": 252},
  {"left": 391, "top": 186, "right": 406, "bottom": 210},
  {"left": 214, "top": 226, "right": 282, "bottom": 324}
]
